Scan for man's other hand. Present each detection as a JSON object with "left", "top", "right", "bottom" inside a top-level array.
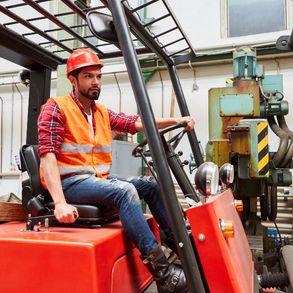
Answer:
[{"left": 54, "top": 202, "right": 79, "bottom": 223}]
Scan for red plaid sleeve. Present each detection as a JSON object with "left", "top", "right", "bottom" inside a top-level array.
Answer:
[
  {"left": 38, "top": 98, "right": 65, "bottom": 157},
  {"left": 107, "top": 109, "right": 139, "bottom": 135}
]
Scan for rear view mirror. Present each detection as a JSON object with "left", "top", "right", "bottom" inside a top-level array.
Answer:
[{"left": 86, "top": 11, "right": 119, "bottom": 44}]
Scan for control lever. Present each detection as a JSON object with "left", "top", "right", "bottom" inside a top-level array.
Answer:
[
  {"left": 21, "top": 196, "right": 56, "bottom": 232},
  {"left": 21, "top": 214, "right": 56, "bottom": 232}
]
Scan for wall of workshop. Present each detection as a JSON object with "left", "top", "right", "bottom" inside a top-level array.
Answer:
[{"left": 0, "top": 79, "right": 57, "bottom": 198}]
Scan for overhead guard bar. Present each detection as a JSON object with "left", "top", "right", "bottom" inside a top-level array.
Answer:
[
  {"left": 0, "top": 5, "right": 73, "bottom": 54},
  {"left": 131, "top": 0, "right": 159, "bottom": 12},
  {"left": 5, "top": 0, "right": 50, "bottom": 9},
  {"left": 154, "top": 26, "right": 178, "bottom": 38},
  {"left": 143, "top": 13, "right": 170, "bottom": 27},
  {"left": 161, "top": 37, "right": 185, "bottom": 49},
  {"left": 0, "top": 23, "right": 62, "bottom": 70},
  {"left": 22, "top": 0, "right": 106, "bottom": 57},
  {"left": 61, "top": 0, "right": 87, "bottom": 20}
]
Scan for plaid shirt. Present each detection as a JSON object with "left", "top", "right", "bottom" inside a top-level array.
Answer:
[{"left": 38, "top": 90, "right": 139, "bottom": 157}]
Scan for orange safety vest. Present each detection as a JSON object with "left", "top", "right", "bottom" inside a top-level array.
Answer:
[{"left": 40, "top": 94, "right": 112, "bottom": 188}]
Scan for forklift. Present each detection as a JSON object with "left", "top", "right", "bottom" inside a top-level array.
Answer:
[{"left": 0, "top": 0, "right": 292, "bottom": 292}]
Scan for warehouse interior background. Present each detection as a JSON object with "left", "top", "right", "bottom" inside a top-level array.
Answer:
[{"left": 1, "top": 0, "right": 293, "bottom": 237}]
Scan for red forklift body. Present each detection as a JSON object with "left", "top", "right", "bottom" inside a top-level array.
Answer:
[
  {"left": 186, "top": 188, "right": 254, "bottom": 293},
  {"left": 0, "top": 216, "right": 159, "bottom": 293}
]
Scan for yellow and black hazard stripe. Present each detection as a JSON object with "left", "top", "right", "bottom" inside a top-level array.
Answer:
[
  {"left": 258, "top": 122, "right": 269, "bottom": 176},
  {"left": 226, "top": 78, "right": 233, "bottom": 84},
  {"left": 233, "top": 48, "right": 256, "bottom": 54}
]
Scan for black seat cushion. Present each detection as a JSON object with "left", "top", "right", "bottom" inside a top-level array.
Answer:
[{"left": 46, "top": 202, "right": 118, "bottom": 221}]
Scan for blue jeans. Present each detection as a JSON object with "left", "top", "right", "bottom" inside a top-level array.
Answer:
[{"left": 61, "top": 173, "right": 173, "bottom": 255}]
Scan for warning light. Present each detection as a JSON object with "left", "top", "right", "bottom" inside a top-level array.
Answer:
[
  {"left": 234, "top": 200, "right": 243, "bottom": 212},
  {"left": 220, "top": 219, "right": 234, "bottom": 239}
]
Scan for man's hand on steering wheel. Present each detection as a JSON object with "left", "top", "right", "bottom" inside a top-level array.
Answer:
[
  {"left": 132, "top": 122, "right": 192, "bottom": 158},
  {"left": 178, "top": 116, "right": 195, "bottom": 131},
  {"left": 134, "top": 116, "right": 195, "bottom": 132}
]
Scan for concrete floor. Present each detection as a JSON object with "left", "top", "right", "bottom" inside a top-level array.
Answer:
[{"left": 143, "top": 281, "right": 158, "bottom": 293}]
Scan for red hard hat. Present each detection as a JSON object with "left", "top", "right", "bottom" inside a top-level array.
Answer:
[{"left": 66, "top": 48, "right": 104, "bottom": 79}]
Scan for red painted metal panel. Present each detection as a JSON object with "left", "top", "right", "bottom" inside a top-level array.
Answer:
[
  {"left": 0, "top": 215, "right": 159, "bottom": 293},
  {"left": 186, "top": 189, "right": 254, "bottom": 293},
  {"left": 111, "top": 248, "right": 153, "bottom": 293}
]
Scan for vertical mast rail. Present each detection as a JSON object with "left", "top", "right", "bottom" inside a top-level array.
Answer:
[{"left": 107, "top": 0, "right": 205, "bottom": 292}]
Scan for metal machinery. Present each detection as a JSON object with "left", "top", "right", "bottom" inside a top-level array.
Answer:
[
  {"left": 0, "top": 0, "right": 293, "bottom": 292},
  {"left": 206, "top": 46, "right": 293, "bottom": 278}
]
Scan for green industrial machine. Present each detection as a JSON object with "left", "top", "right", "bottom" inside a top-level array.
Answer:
[{"left": 206, "top": 47, "right": 292, "bottom": 226}]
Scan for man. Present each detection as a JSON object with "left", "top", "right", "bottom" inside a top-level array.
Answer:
[{"left": 38, "top": 48, "right": 194, "bottom": 293}]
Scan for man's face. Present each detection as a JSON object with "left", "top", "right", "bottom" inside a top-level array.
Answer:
[{"left": 72, "top": 66, "right": 102, "bottom": 101}]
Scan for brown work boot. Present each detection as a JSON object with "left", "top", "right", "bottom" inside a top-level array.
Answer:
[{"left": 141, "top": 244, "right": 188, "bottom": 293}]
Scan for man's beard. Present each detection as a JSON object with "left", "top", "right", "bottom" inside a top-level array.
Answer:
[
  {"left": 84, "top": 87, "right": 101, "bottom": 100},
  {"left": 78, "top": 85, "right": 101, "bottom": 101}
]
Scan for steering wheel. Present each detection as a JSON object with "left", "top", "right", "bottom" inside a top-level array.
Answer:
[
  {"left": 133, "top": 122, "right": 199, "bottom": 204},
  {"left": 132, "top": 122, "right": 187, "bottom": 158}
]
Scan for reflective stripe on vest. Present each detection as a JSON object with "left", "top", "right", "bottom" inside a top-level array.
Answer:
[
  {"left": 60, "top": 143, "right": 112, "bottom": 154},
  {"left": 58, "top": 164, "right": 111, "bottom": 176}
]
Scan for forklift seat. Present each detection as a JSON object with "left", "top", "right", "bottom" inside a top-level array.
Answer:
[{"left": 20, "top": 145, "right": 119, "bottom": 223}]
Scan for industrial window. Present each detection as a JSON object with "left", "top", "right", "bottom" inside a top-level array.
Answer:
[{"left": 227, "top": 0, "right": 287, "bottom": 38}]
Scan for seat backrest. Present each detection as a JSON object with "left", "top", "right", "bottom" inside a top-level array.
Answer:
[
  {"left": 20, "top": 144, "right": 46, "bottom": 198},
  {"left": 20, "top": 144, "right": 119, "bottom": 222}
]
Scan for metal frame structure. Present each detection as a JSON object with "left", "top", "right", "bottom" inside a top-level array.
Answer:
[{"left": 0, "top": 1, "right": 204, "bottom": 291}]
